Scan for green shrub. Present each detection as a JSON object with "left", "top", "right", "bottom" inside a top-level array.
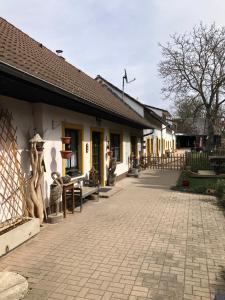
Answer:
[
  {"left": 216, "top": 180, "right": 225, "bottom": 200},
  {"left": 191, "top": 185, "right": 207, "bottom": 194}
]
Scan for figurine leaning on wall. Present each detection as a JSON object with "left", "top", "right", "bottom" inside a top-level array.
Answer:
[{"left": 49, "top": 172, "right": 63, "bottom": 215}]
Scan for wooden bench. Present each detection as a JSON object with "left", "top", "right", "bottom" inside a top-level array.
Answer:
[
  {"left": 62, "top": 168, "right": 99, "bottom": 216},
  {"left": 74, "top": 185, "right": 99, "bottom": 212}
]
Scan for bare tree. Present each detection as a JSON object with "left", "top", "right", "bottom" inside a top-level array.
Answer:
[
  {"left": 159, "top": 23, "right": 225, "bottom": 150},
  {"left": 173, "top": 96, "right": 205, "bottom": 134}
]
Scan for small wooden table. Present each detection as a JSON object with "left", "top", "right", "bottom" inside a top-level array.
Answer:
[{"left": 62, "top": 181, "right": 75, "bottom": 218}]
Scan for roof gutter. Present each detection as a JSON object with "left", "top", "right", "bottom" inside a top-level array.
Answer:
[{"left": 0, "top": 61, "right": 150, "bottom": 129}]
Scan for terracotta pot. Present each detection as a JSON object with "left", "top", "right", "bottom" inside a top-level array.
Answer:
[
  {"left": 60, "top": 150, "right": 73, "bottom": 159},
  {"left": 182, "top": 180, "right": 189, "bottom": 188},
  {"left": 61, "top": 137, "right": 71, "bottom": 144},
  {"left": 107, "top": 150, "right": 113, "bottom": 156}
]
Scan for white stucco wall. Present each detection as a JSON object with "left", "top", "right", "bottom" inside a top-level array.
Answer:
[
  {"left": 0, "top": 97, "right": 35, "bottom": 222},
  {"left": 122, "top": 96, "right": 144, "bottom": 117},
  {"left": 0, "top": 95, "right": 141, "bottom": 208},
  {"left": 143, "top": 126, "right": 176, "bottom": 156},
  {"left": 150, "top": 107, "right": 163, "bottom": 118}
]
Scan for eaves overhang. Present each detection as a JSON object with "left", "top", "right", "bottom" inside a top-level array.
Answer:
[{"left": 0, "top": 61, "right": 151, "bottom": 129}]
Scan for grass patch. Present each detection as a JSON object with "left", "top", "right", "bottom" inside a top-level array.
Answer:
[{"left": 174, "top": 171, "right": 218, "bottom": 194}]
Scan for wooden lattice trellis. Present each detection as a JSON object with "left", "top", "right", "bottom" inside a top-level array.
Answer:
[{"left": 0, "top": 109, "right": 27, "bottom": 232}]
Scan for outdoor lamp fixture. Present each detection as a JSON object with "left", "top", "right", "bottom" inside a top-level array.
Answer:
[
  {"left": 86, "top": 143, "right": 89, "bottom": 153},
  {"left": 106, "top": 143, "right": 110, "bottom": 153},
  {"left": 29, "top": 133, "right": 45, "bottom": 152},
  {"left": 52, "top": 120, "right": 60, "bottom": 130}
]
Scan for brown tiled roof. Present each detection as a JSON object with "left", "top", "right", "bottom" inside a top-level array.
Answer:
[{"left": 0, "top": 17, "right": 150, "bottom": 127}]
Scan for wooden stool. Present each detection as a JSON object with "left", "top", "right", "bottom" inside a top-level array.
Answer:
[{"left": 62, "top": 181, "right": 75, "bottom": 218}]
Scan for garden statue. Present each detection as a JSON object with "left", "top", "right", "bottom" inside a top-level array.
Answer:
[
  {"left": 107, "top": 158, "right": 117, "bottom": 186},
  {"left": 50, "top": 172, "right": 63, "bottom": 215},
  {"left": 88, "top": 167, "right": 99, "bottom": 187},
  {"left": 127, "top": 154, "right": 139, "bottom": 178}
]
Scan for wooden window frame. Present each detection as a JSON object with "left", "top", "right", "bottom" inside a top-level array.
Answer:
[
  {"left": 110, "top": 131, "right": 123, "bottom": 163},
  {"left": 62, "top": 122, "right": 84, "bottom": 177}
]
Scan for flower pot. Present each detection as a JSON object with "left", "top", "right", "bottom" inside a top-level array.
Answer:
[
  {"left": 61, "top": 137, "right": 71, "bottom": 144},
  {"left": 182, "top": 180, "right": 189, "bottom": 188},
  {"left": 60, "top": 150, "right": 72, "bottom": 159}
]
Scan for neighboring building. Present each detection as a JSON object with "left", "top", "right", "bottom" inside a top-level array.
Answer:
[
  {"left": 0, "top": 16, "right": 152, "bottom": 214},
  {"left": 96, "top": 76, "right": 176, "bottom": 156},
  {"left": 175, "top": 117, "right": 221, "bottom": 149},
  {"left": 144, "top": 105, "right": 176, "bottom": 156}
]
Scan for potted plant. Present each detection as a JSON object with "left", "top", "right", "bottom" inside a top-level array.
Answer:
[
  {"left": 60, "top": 150, "right": 73, "bottom": 159},
  {"left": 182, "top": 170, "right": 190, "bottom": 189},
  {"left": 61, "top": 137, "right": 71, "bottom": 144}
]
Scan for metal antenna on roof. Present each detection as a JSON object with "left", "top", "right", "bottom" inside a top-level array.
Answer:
[{"left": 122, "top": 69, "right": 135, "bottom": 101}]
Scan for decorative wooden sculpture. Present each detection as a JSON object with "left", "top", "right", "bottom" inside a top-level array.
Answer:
[{"left": 28, "top": 134, "right": 45, "bottom": 223}]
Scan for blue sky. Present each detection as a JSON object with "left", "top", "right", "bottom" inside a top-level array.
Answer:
[{"left": 1, "top": 0, "right": 225, "bottom": 110}]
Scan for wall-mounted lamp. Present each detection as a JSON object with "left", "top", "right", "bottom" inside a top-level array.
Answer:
[
  {"left": 86, "top": 143, "right": 89, "bottom": 153},
  {"left": 29, "top": 133, "right": 45, "bottom": 152},
  {"left": 106, "top": 139, "right": 110, "bottom": 151},
  {"left": 52, "top": 120, "right": 61, "bottom": 130}
]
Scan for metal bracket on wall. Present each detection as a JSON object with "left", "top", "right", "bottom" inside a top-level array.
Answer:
[{"left": 52, "top": 120, "right": 61, "bottom": 130}]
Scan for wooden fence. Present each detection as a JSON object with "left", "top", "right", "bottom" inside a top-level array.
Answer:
[
  {"left": 0, "top": 109, "right": 27, "bottom": 233},
  {"left": 140, "top": 149, "right": 225, "bottom": 172},
  {"left": 185, "top": 150, "right": 225, "bottom": 172},
  {"left": 140, "top": 154, "right": 186, "bottom": 171}
]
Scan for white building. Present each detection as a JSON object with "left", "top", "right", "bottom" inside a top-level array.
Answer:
[
  {"left": 0, "top": 18, "right": 151, "bottom": 216},
  {"left": 96, "top": 76, "right": 176, "bottom": 157}
]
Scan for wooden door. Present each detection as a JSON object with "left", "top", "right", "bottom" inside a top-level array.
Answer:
[
  {"left": 131, "top": 136, "right": 137, "bottom": 157},
  {"left": 92, "top": 131, "right": 101, "bottom": 181}
]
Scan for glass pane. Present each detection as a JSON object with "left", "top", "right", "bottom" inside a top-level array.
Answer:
[
  {"left": 65, "top": 128, "right": 80, "bottom": 176},
  {"left": 110, "top": 133, "right": 120, "bottom": 161}
]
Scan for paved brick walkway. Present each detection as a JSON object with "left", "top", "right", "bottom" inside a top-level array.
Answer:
[{"left": 1, "top": 170, "right": 225, "bottom": 300}]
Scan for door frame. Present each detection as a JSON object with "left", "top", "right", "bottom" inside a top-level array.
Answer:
[{"left": 90, "top": 127, "right": 105, "bottom": 186}]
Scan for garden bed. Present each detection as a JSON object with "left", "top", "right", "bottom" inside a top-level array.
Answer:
[
  {"left": 0, "top": 218, "right": 40, "bottom": 257},
  {"left": 173, "top": 171, "right": 218, "bottom": 194}
]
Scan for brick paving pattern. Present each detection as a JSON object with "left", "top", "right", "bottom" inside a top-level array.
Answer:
[{"left": 1, "top": 170, "right": 225, "bottom": 300}]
